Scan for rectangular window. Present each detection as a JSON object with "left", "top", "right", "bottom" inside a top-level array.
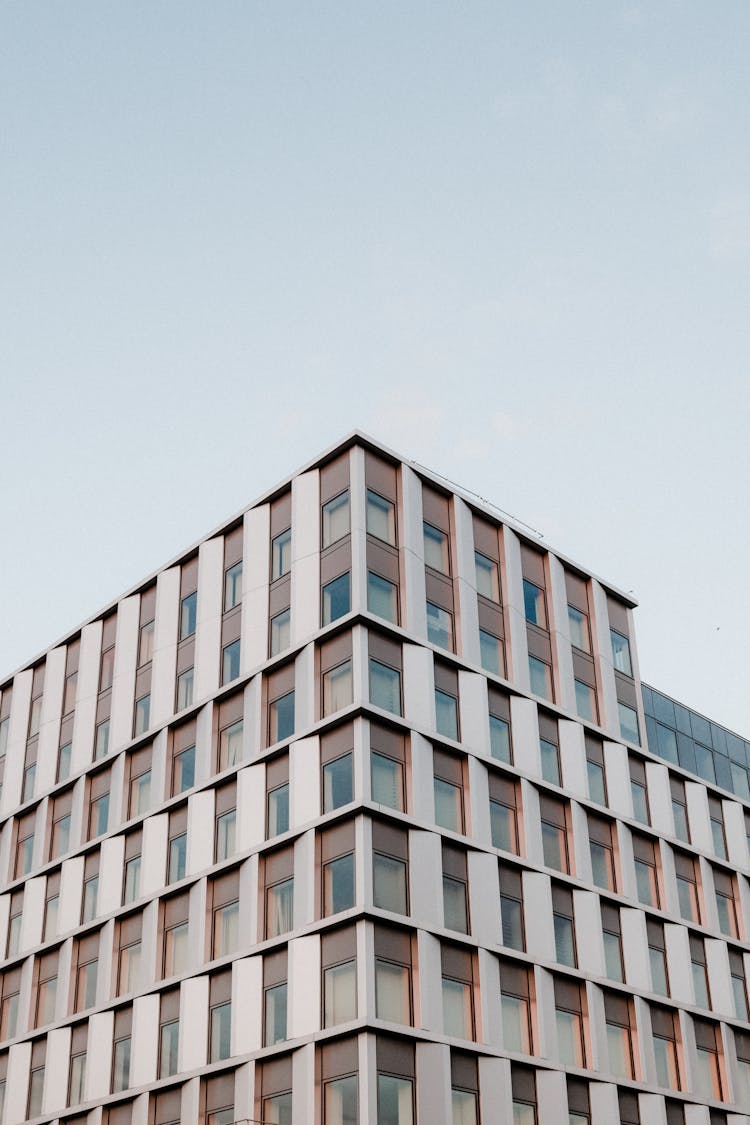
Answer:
[
  {"left": 377, "top": 1074, "right": 413, "bottom": 1125},
  {"left": 709, "top": 797, "right": 727, "bottom": 860},
  {"left": 490, "top": 796, "right": 519, "bottom": 854},
  {"left": 427, "top": 601, "right": 453, "bottom": 650},
  {"left": 690, "top": 935, "right": 711, "bottom": 1009},
  {"left": 523, "top": 579, "right": 546, "bottom": 627},
  {"left": 647, "top": 919, "right": 669, "bottom": 997},
  {"left": 499, "top": 864, "right": 525, "bottom": 951},
  {"left": 94, "top": 718, "right": 110, "bottom": 760},
  {"left": 159, "top": 1020, "right": 179, "bottom": 1079},
  {"left": 435, "top": 687, "right": 459, "bottom": 741},
  {"left": 433, "top": 749, "right": 464, "bottom": 833},
  {"left": 373, "top": 825, "right": 408, "bottom": 914},
  {"left": 589, "top": 815, "right": 616, "bottom": 891},
  {"left": 224, "top": 560, "right": 242, "bottom": 611},
  {"left": 619, "top": 702, "right": 640, "bottom": 745},
  {"left": 213, "top": 901, "right": 239, "bottom": 958},
  {"left": 216, "top": 809, "right": 236, "bottom": 861},
  {"left": 714, "top": 868, "right": 739, "bottom": 938},
  {"left": 271, "top": 609, "right": 291, "bottom": 656},
  {"left": 323, "top": 853, "right": 355, "bottom": 916},
  {"left": 555, "top": 977, "right": 586, "bottom": 1067},
  {"left": 611, "top": 629, "right": 633, "bottom": 675},
  {"left": 272, "top": 528, "right": 292, "bottom": 580},
  {"left": 164, "top": 920, "right": 190, "bottom": 975},
  {"left": 374, "top": 928, "right": 411, "bottom": 1024},
  {"left": 602, "top": 904, "right": 624, "bottom": 982},
  {"left": 443, "top": 862, "right": 469, "bottom": 933},
  {"left": 134, "top": 693, "right": 150, "bottom": 735},
  {"left": 670, "top": 777, "right": 689, "bottom": 842},
  {"left": 629, "top": 757, "right": 649, "bottom": 823},
  {"left": 367, "top": 489, "right": 396, "bottom": 544},
  {"left": 540, "top": 737, "right": 560, "bottom": 786},
  {"left": 568, "top": 605, "right": 590, "bottom": 652},
  {"left": 112, "top": 1036, "right": 131, "bottom": 1093},
  {"left": 323, "top": 572, "right": 351, "bottom": 624},
  {"left": 69, "top": 1048, "right": 87, "bottom": 1103},
  {"left": 693, "top": 1019, "right": 722, "bottom": 1100},
  {"left": 323, "top": 959, "right": 357, "bottom": 1026},
  {"left": 219, "top": 718, "right": 243, "bottom": 770},
  {"left": 168, "top": 831, "right": 187, "bottom": 883},
  {"left": 180, "top": 591, "right": 197, "bottom": 640},
  {"left": 675, "top": 852, "right": 700, "bottom": 924},
  {"left": 372, "top": 752, "right": 404, "bottom": 811},
  {"left": 176, "top": 667, "right": 194, "bottom": 711},
  {"left": 633, "top": 834, "right": 660, "bottom": 908},
  {"left": 553, "top": 886, "right": 576, "bottom": 968},
  {"left": 89, "top": 792, "right": 110, "bottom": 838},
  {"left": 574, "top": 680, "right": 597, "bottom": 723},
  {"left": 323, "top": 661, "right": 353, "bottom": 716},
  {"left": 268, "top": 783, "right": 290, "bottom": 837},
  {"left": 173, "top": 744, "right": 195, "bottom": 794},
  {"left": 322, "top": 491, "right": 350, "bottom": 548},
  {"left": 489, "top": 690, "right": 512, "bottom": 763},
  {"left": 730, "top": 949, "right": 749, "bottom": 1021},
  {"left": 443, "top": 975, "right": 473, "bottom": 1039},
  {"left": 267, "top": 878, "right": 294, "bottom": 938},
  {"left": 604, "top": 992, "right": 635, "bottom": 1079},
  {"left": 58, "top": 740, "right": 72, "bottom": 782},
  {"left": 222, "top": 639, "right": 241, "bottom": 684},
  {"left": 369, "top": 658, "right": 401, "bottom": 715},
  {"left": 652, "top": 1006, "right": 681, "bottom": 1090},
  {"left": 264, "top": 981, "right": 288, "bottom": 1045},
  {"left": 479, "top": 629, "right": 501, "bottom": 675},
  {"left": 541, "top": 796, "right": 570, "bottom": 874},
  {"left": 475, "top": 550, "right": 499, "bottom": 600},
  {"left": 323, "top": 752, "right": 353, "bottom": 812},
  {"left": 210, "top": 1001, "right": 231, "bottom": 1062},
  {"left": 139, "top": 619, "right": 155, "bottom": 666},
  {"left": 500, "top": 961, "right": 532, "bottom": 1053},
  {"left": 528, "top": 655, "right": 552, "bottom": 700},
  {"left": 270, "top": 690, "right": 295, "bottom": 743},
  {"left": 124, "top": 855, "right": 141, "bottom": 903},
  {"left": 424, "top": 521, "right": 449, "bottom": 573}
]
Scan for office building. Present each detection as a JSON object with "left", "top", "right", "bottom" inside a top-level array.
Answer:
[{"left": 0, "top": 431, "right": 749, "bottom": 1125}]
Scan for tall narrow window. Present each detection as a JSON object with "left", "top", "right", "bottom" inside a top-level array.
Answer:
[
  {"left": 675, "top": 852, "right": 701, "bottom": 924},
  {"left": 322, "top": 492, "right": 350, "bottom": 548},
  {"left": 554, "top": 976, "right": 586, "bottom": 1067},
  {"left": 670, "top": 777, "right": 689, "bottom": 843},
  {"left": 427, "top": 601, "right": 453, "bottom": 650},
  {"left": 272, "top": 528, "right": 292, "bottom": 580},
  {"left": 499, "top": 863, "right": 525, "bottom": 951},
  {"left": 714, "top": 867, "right": 739, "bottom": 938},
  {"left": 589, "top": 815, "right": 617, "bottom": 891},
  {"left": 633, "top": 833, "right": 661, "bottom": 908},
  {"left": 647, "top": 919, "right": 669, "bottom": 997},
  {"left": 730, "top": 948, "right": 749, "bottom": 1021},
  {"left": 690, "top": 935, "right": 711, "bottom": 1010},
  {"left": 321, "top": 822, "right": 356, "bottom": 916},
  {"left": 224, "top": 560, "right": 242, "bottom": 612},
  {"left": 372, "top": 823, "right": 408, "bottom": 915},
  {"left": 322, "top": 926, "right": 357, "bottom": 1027},
  {"left": 603, "top": 992, "right": 635, "bottom": 1079},
  {"left": 651, "top": 1006, "right": 681, "bottom": 1090},
  {"left": 323, "top": 572, "right": 351, "bottom": 624},
  {"left": 629, "top": 757, "right": 649, "bottom": 823},
  {"left": 693, "top": 1019, "right": 723, "bottom": 1100},
  {"left": 708, "top": 797, "right": 727, "bottom": 860},
  {"left": 374, "top": 924, "right": 412, "bottom": 1025},
  {"left": 539, "top": 713, "right": 560, "bottom": 786},
  {"left": 500, "top": 960, "right": 532, "bottom": 1053},
  {"left": 489, "top": 689, "right": 513, "bottom": 764},
  {"left": 209, "top": 974, "right": 232, "bottom": 1062},
  {"left": 586, "top": 734, "right": 607, "bottom": 805},
  {"left": 442, "top": 844, "right": 469, "bottom": 934},
  {"left": 523, "top": 579, "right": 546, "bottom": 628},
  {"left": 552, "top": 885, "right": 577, "bottom": 968},
  {"left": 441, "top": 944, "right": 474, "bottom": 1040},
  {"left": 371, "top": 723, "right": 406, "bottom": 812},
  {"left": 490, "top": 775, "right": 520, "bottom": 854},
  {"left": 433, "top": 749, "right": 464, "bottom": 833},
  {"left": 602, "top": 904, "right": 624, "bottom": 983},
  {"left": 541, "top": 795, "right": 570, "bottom": 874},
  {"left": 611, "top": 629, "right": 633, "bottom": 675}
]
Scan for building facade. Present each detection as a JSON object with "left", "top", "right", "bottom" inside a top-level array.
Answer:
[{"left": 0, "top": 432, "right": 748, "bottom": 1125}]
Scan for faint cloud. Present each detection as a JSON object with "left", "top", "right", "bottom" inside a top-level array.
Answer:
[{"left": 709, "top": 193, "right": 750, "bottom": 261}]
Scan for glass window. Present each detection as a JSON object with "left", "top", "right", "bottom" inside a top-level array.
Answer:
[
  {"left": 369, "top": 659, "right": 401, "bottom": 715},
  {"left": 568, "top": 606, "right": 590, "bottom": 652},
  {"left": 716, "top": 888, "right": 737, "bottom": 938},
  {"left": 649, "top": 945, "right": 669, "bottom": 996},
  {"left": 22, "top": 763, "right": 36, "bottom": 802},
  {"left": 77, "top": 959, "right": 98, "bottom": 1010},
  {"left": 173, "top": 745, "right": 195, "bottom": 794},
  {"left": 90, "top": 792, "right": 110, "bottom": 837},
  {"left": 590, "top": 841, "right": 615, "bottom": 891},
  {"left": 677, "top": 875, "right": 699, "bottom": 923},
  {"left": 69, "top": 1051, "right": 86, "bottom": 1102},
  {"left": 434, "top": 777, "right": 462, "bottom": 833},
  {"left": 323, "top": 572, "right": 351, "bottom": 624},
  {"left": 528, "top": 656, "right": 552, "bottom": 700},
  {"left": 224, "top": 561, "right": 242, "bottom": 611},
  {"left": 501, "top": 893, "right": 524, "bottom": 950},
  {"left": 95, "top": 719, "right": 110, "bottom": 760},
  {"left": 575, "top": 680, "right": 596, "bottom": 723},
  {"left": 270, "top": 690, "right": 295, "bottom": 742},
  {"left": 490, "top": 715, "right": 512, "bottom": 763},
  {"left": 553, "top": 913, "right": 576, "bottom": 967},
  {"left": 213, "top": 901, "right": 239, "bottom": 957},
  {"left": 694, "top": 1038, "right": 721, "bottom": 1100},
  {"left": 443, "top": 875, "right": 468, "bottom": 933},
  {"left": 165, "top": 921, "right": 190, "bottom": 974},
  {"left": 44, "top": 895, "right": 59, "bottom": 941},
  {"left": 112, "top": 1037, "right": 131, "bottom": 1092},
  {"left": 368, "top": 572, "right": 398, "bottom": 623},
  {"left": 272, "top": 528, "right": 292, "bottom": 579},
  {"left": 220, "top": 719, "right": 243, "bottom": 769},
  {"left": 603, "top": 930, "right": 624, "bottom": 982},
  {"left": 139, "top": 619, "right": 155, "bottom": 666},
  {"left": 268, "top": 783, "right": 290, "bottom": 836},
  {"left": 264, "top": 1092, "right": 293, "bottom": 1125},
  {"left": 322, "top": 492, "right": 350, "bottom": 548},
  {"left": 160, "top": 1020, "right": 179, "bottom": 1078},
  {"left": 542, "top": 822, "right": 568, "bottom": 873},
  {"left": 475, "top": 551, "right": 499, "bottom": 600},
  {"left": 124, "top": 856, "right": 141, "bottom": 904},
  {"left": 375, "top": 959, "right": 410, "bottom": 1024},
  {"left": 378, "top": 1074, "right": 413, "bottom": 1125},
  {"left": 210, "top": 1001, "right": 231, "bottom": 1061},
  {"left": 523, "top": 579, "right": 546, "bottom": 627},
  {"left": 631, "top": 779, "right": 649, "bottom": 824},
  {"left": 180, "top": 591, "right": 197, "bottom": 639},
  {"left": 452, "top": 1089, "right": 477, "bottom": 1125},
  {"left": 134, "top": 694, "right": 150, "bottom": 735},
  {"left": 501, "top": 992, "right": 531, "bottom": 1053},
  {"left": 619, "top": 703, "right": 640, "bottom": 745},
  {"left": 611, "top": 629, "right": 632, "bottom": 675},
  {"left": 427, "top": 601, "right": 453, "bottom": 650},
  {"left": 605, "top": 1019, "right": 633, "bottom": 1078},
  {"left": 267, "top": 878, "right": 294, "bottom": 937},
  {"left": 556, "top": 1007, "right": 584, "bottom": 1067},
  {"left": 265, "top": 981, "right": 288, "bottom": 1045},
  {"left": 168, "top": 833, "right": 187, "bottom": 883},
  {"left": 325, "top": 1074, "right": 358, "bottom": 1125},
  {"left": 324, "top": 853, "right": 355, "bottom": 915},
  {"left": 480, "top": 630, "right": 501, "bottom": 675},
  {"left": 58, "top": 741, "right": 72, "bottom": 782},
  {"left": 324, "top": 959, "right": 357, "bottom": 1026},
  {"left": 323, "top": 661, "right": 353, "bottom": 715},
  {"left": 653, "top": 1031, "right": 679, "bottom": 1089},
  {"left": 216, "top": 809, "right": 236, "bottom": 861},
  {"left": 271, "top": 609, "right": 291, "bottom": 656},
  {"left": 443, "top": 977, "right": 472, "bottom": 1038},
  {"left": 371, "top": 753, "right": 404, "bottom": 810},
  {"left": 367, "top": 490, "right": 396, "bottom": 543},
  {"left": 373, "top": 853, "right": 407, "bottom": 914},
  {"left": 222, "top": 639, "right": 241, "bottom": 684},
  {"left": 53, "top": 814, "right": 72, "bottom": 858},
  {"left": 131, "top": 769, "right": 151, "bottom": 816},
  {"left": 435, "top": 689, "right": 458, "bottom": 740},
  {"left": 587, "top": 758, "right": 606, "bottom": 805},
  {"left": 491, "top": 799, "right": 518, "bottom": 852},
  {"left": 118, "top": 941, "right": 141, "bottom": 993},
  {"left": 424, "top": 522, "right": 449, "bottom": 572},
  {"left": 512, "top": 1101, "right": 536, "bottom": 1125},
  {"left": 176, "top": 668, "right": 194, "bottom": 710},
  {"left": 540, "top": 738, "right": 560, "bottom": 785},
  {"left": 323, "top": 753, "right": 353, "bottom": 812},
  {"left": 82, "top": 876, "right": 98, "bottom": 923}
]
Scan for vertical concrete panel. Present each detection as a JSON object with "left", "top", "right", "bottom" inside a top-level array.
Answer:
[
  {"left": 683, "top": 1106, "right": 711, "bottom": 1125},
  {"left": 98, "top": 834, "right": 125, "bottom": 916},
  {"left": 706, "top": 937, "right": 734, "bottom": 1017},
  {"left": 408, "top": 831, "right": 443, "bottom": 931},
  {"left": 638, "top": 1093, "right": 668, "bottom": 1125},
  {"left": 574, "top": 890, "right": 607, "bottom": 978},
  {"left": 187, "top": 789, "right": 215, "bottom": 876},
  {"left": 58, "top": 855, "right": 84, "bottom": 935},
  {"left": 291, "top": 469, "right": 321, "bottom": 644},
  {"left": 149, "top": 727, "right": 167, "bottom": 814},
  {"left": 294, "top": 643, "right": 315, "bottom": 735},
  {"left": 571, "top": 800, "right": 593, "bottom": 883},
  {"left": 402, "top": 644, "right": 434, "bottom": 734},
  {"left": 245, "top": 675, "right": 263, "bottom": 759},
  {"left": 604, "top": 741, "right": 633, "bottom": 819},
  {"left": 468, "top": 756, "right": 491, "bottom": 848},
  {"left": 401, "top": 465, "right": 427, "bottom": 639},
  {"left": 289, "top": 934, "right": 321, "bottom": 1038},
  {"left": 477, "top": 947, "right": 502, "bottom": 1048},
  {"left": 352, "top": 624, "right": 368, "bottom": 715},
  {"left": 180, "top": 1077, "right": 201, "bottom": 1125},
  {"left": 538, "top": 1069, "right": 568, "bottom": 1123},
  {"left": 357, "top": 919, "right": 374, "bottom": 1022},
  {"left": 417, "top": 929, "right": 443, "bottom": 1032},
  {"left": 86, "top": 1010, "right": 114, "bottom": 1101},
  {"left": 130, "top": 992, "right": 160, "bottom": 1086},
  {"left": 2, "top": 670, "right": 32, "bottom": 815},
  {"left": 140, "top": 814, "right": 168, "bottom": 897},
  {"left": 634, "top": 993, "right": 654, "bottom": 1082},
  {"left": 589, "top": 1080, "right": 620, "bottom": 1125},
  {"left": 559, "top": 719, "right": 588, "bottom": 801},
  {"left": 179, "top": 975, "right": 209, "bottom": 1072},
  {"left": 292, "top": 1042, "right": 316, "bottom": 1125},
  {"left": 0, "top": 896, "right": 9, "bottom": 959},
  {"left": 42, "top": 1026, "right": 70, "bottom": 1114},
  {"left": 510, "top": 696, "right": 541, "bottom": 781},
  {"left": 478, "top": 1056, "right": 514, "bottom": 1125},
  {"left": 19, "top": 876, "right": 45, "bottom": 952},
  {"left": 585, "top": 984, "right": 607, "bottom": 1073},
  {"left": 293, "top": 830, "right": 315, "bottom": 930},
  {"left": 194, "top": 537, "right": 224, "bottom": 702},
  {"left": 590, "top": 580, "right": 619, "bottom": 739},
  {"left": 358, "top": 1032, "right": 378, "bottom": 1125},
  {"left": 454, "top": 496, "right": 481, "bottom": 666},
  {"left": 468, "top": 851, "right": 501, "bottom": 947},
  {"left": 5, "top": 1041, "right": 31, "bottom": 1125},
  {"left": 240, "top": 855, "right": 258, "bottom": 952},
  {"left": 523, "top": 872, "right": 555, "bottom": 961},
  {"left": 410, "top": 733, "right": 435, "bottom": 824},
  {"left": 139, "top": 899, "right": 159, "bottom": 988},
  {"left": 664, "top": 923, "right": 694, "bottom": 1005},
  {"left": 459, "top": 671, "right": 490, "bottom": 760},
  {"left": 534, "top": 966, "right": 556, "bottom": 1060},
  {"left": 241, "top": 504, "right": 270, "bottom": 674},
  {"left": 109, "top": 594, "right": 140, "bottom": 753},
  {"left": 699, "top": 856, "right": 720, "bottom": 933},
  {"left": 291, "top": 737, "right": 320, "bottom": 829},
  {"left": 150, "top": 565, "right": 180, "bottom": 729},
  {"left": 30, "top": 798, "right": 48, "bottom": 872},
  {"left": 502, "top": 528, "right": 530, "bottom": 693},
  {"left": 621, "top": 907, "right": 651, "bottom": 992},
  {"left": 349, "top": 444, "right": 367, "bottom": 615},
  {"left": 725, "top": 799, "right": 749, "bottom": 871},
  {"left": 548, "top": 553, "right": 576, "bottom": 715},
  {"left": 232, "top": 956, "right": 262, "bottom": 1054},
  {"left": 73, "top": 623, "right": 102, "bottom": 772},
  {"left": 521, "top": 780, "right": 544, "bottom": 867},
  {"left": 615, "top": 823, "right": 637, "bottom": 901},
  {"left": 685, "top": 782, "right": 713, "bottom": 854},
  {"left": 194, "top": 700, "right": 213, "bottom": 788},
  {"left": 36, "top": 646, "right": 66, "bottom": 794},
  {"left": 645, "top": 761, "right": 673, "bottom": 837},
  {"left": 415, "top": 1041, "right": 451, "bottom": 1125},
  {"left": 237, "top": 765, "right": 266, "bottom": 851},
  {"left": 659, "top": 839, "right": 679, "bottom": 918}
]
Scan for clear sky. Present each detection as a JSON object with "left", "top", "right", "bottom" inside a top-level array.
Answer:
[{"left": 1, "top": 3, "right": 749, "bottom": 736}]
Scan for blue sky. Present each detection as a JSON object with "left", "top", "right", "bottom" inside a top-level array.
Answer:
[{"left": 2, "top": 2, "right": 749, "bottom": 734}]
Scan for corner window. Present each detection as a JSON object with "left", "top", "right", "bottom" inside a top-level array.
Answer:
[
  {"left": 367, "top": 489, "right": 396, "bottom": 544},
  {"left": 324, "top": 1074, "right": 358, "bottom": 1125},
  {"left": 373, "top": 854, "right": 408, "bottom": 915},
  {"left": 375, "top": 959, "right": 410, "bottom": 1024},
  {"left": 272, "top": 528, "right": 292, "bottom": 580},
  {"left": 322, "top": 491, "right": 350, "bottom": 548},
  {"left": 323, "top": 573, "right": 351, "bottom": 625},
  {"left": 323, "top": 853, "right": 355, "bottom": 915}
]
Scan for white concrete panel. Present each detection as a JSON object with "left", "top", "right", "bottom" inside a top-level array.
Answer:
[
  {"left": 575, "top": 890, "right": 607, "bottom": 978},
  {"left": 402, "top": 644, "right": 434, "bottom": 734},
  {"left": 181, "top": 1077, "right": 201, "bottom": 1125},
  {"left": 354, "top": 817, "right": 368, "bottom": 910},
  {"left": 240, "top": 856, "right": 258, "bottom": 951},
  {"left": 478, "top": 1056, "right": 514, "bottom": 1125},
  {"left": 458, "top": 671, "right": 490, "bottom": 762},
  {"left": 5, "top": 1040, "right": 31, "bottom": 1125},
  {"left": 237, "top": 764, "right": 266, "bottom": 851},
  {"left": 0, "top": 896, "right": 9, "bottom": 961},
  {"left": 194, "top": 536, "right": 224, "bottom": 701},
  {"left": 468, "top": 755, "right": 491, "bottom": 848},
  {"left": 410, "top": 733, "right": 435, "bottom": 824},
  {"left": 415, "top": 1041, "right": 451, "bottom": 1125},
  {"left": 510, "top": 696, "right": 541, "bottom": 781},
  {"left": 139, "top": 899, "right": 159, "bottom": 988},
  {"left": 130, "top": 992, "right": 159, "bottom": 1086},
  {"left": 590, "top": 580, "right": 619, "bottom": 738},
  {"left": 352, "top": 624, "right": 368, "bottom": 714},
  {"left": 634, "top": 992, "right": 654, "bottom": 1082},
  {"left": 683, "top": 1107, "right": 711, "bottom": 1125},
  {"left": 140, "top": 813, "right": 168, "bottom": 897},
  {"left": 548, "top": 553, "right": 576, "bottom": 715},
  {"left": 685, "top": 781, "right": 713, "bottom": 854},
  {"left": 109, "top": 594, "right": 140, "bottom": 753},
  {"left": 699, "top": 855, "right": 720, "bottom": 933},
  {"left": 291, "top": 468, "right": 321, "bottom": 644},
  {"left": 289, "top": 934, "right": 321, "bottom": 1038},
  {"left": 664, "top": 922, "right": 694, "bottom": 1005},
  {"left": 725, "top": 798, "right": 749, "bottom": 871},
  {"left": 454, "top": 497, "right": 481, "bottom": 666},
  {"left": 291, "top": 737, "right": 320, "bottom": 829},
  {"left": 97, "top": 919, "right": 115, "bottom": 1006},
  {"left": 130, "top": 1094, "right": 150, "bottom": 1125},
  {"left": 538, "top": 1069, "right": 568, "bottom": 1124},
  {"left": 520, "top": 779, "right": 544, "bottom": 867},
  {"left": 293, "top": 829, "right": 315, "bottom": 930},
  {"left": 408, "top": 830, "right": 443, "bottom": 931},
  {"left": 194, "top": 700, "right": 213, "bottom": 788},
  {"left": 149, "top": 727, "right": 168, "bottom": 815},
  {"left": 638, "top": 1093, "right": 668, "bottom": 1125},
  {"left": 502, "top": 528, "right": 530, "bottom": 693},
  {"left": 42, "top": 1026, "right": 70, "bottom": 1114},
  {"left": 294, "top": 642, "right": 315, "bottom": 734},
  {"left": 588, "top": 1081, "right": 620, "bottom": 1125},
  {"left": 416, "top": 928, "right": 442, "bottom": 1033},
  {"left": 150, "top": 565, "right": 180, "bottom": 729},
  {"left": 19, "top": 876, "right": 44, "bottom": 952},
  {"left": 478, "top": 948, "right": 502, "bottom": 1049},
  {"left": 349, "top": 444, "right": 367, "bottom": 615},
  {"left": 232, "top": 956, "right": 263, "bottom": 1054},
  {"left": 179, "top": 975, "right": 209, "bottom": 1072},
  {"left": 36, "top": 645, "right": 66, "bottom": 794},
  {"left": 241, "top": 505, "right": 270, "bottom": 675},
  {"left": 559, "top": 719, "right": 588, "bottom": 801},
  {"left": 98, "top": 834, "right": 125, "bottom": 916},
  {"left": 621, "top": 906, "right": 651, "bottom": 992},
  {"left": 469, "top": 851, "right": 501, "bottom": 947},
  {"left": 76, "top": 621, "right": 103, "bottom": 761},
  {"left": 1, "top": 670, "right": 31, "bottom": 815},
  {"left": 291, "top": 1042, "right": 316, "bottom": 1125},
  {"left": 86, "top": 1009, "right": 114, "bottom": 1102},
  {"left": 706, "top": 937, "right": 734, "bottom": 1017},
  {"left": 401, "top": 465, "right": 427, "bottom": 638},
  {"left": 523, "top": 872, "right": 555, "bottom": 961},
  {"left": 603, "top": 741, "right": 633, "bottom": 819},
  {"left": 659, "top": 839, "right": 679, "bottom": 918},
  {"left": 187, "top": 788, "right": 215, "bottom": 876},
  {"left": 570, "top": 800, "right": 593, "bottom": 883},
  {"left": 585, "top": 983, "right": 607, "bottom": 1073},
  {"left": 615, "top": 822, "right": 637, "bottom": 901},
  {"left": 245, "top": 673, "right": 263, "bottom": 758},
  {"left": 358, "top": 1032, "right": 378, "bottom": 1125},
  {"left": 534, "top": 965, "right": 556, "bottom": 1060},
  {"left": 58, "top": 855, "right": 84, "bottom": 935},
  {"left": 357, "top": 920, "right": 374, "bottom": 1021},
  {"left": 645, "top": 761, "right": 673, "bottom": 837}
]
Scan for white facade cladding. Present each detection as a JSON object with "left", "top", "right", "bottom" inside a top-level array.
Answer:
[{"left": 0, "top": 433, "right": 748, "bottom": 1125}]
